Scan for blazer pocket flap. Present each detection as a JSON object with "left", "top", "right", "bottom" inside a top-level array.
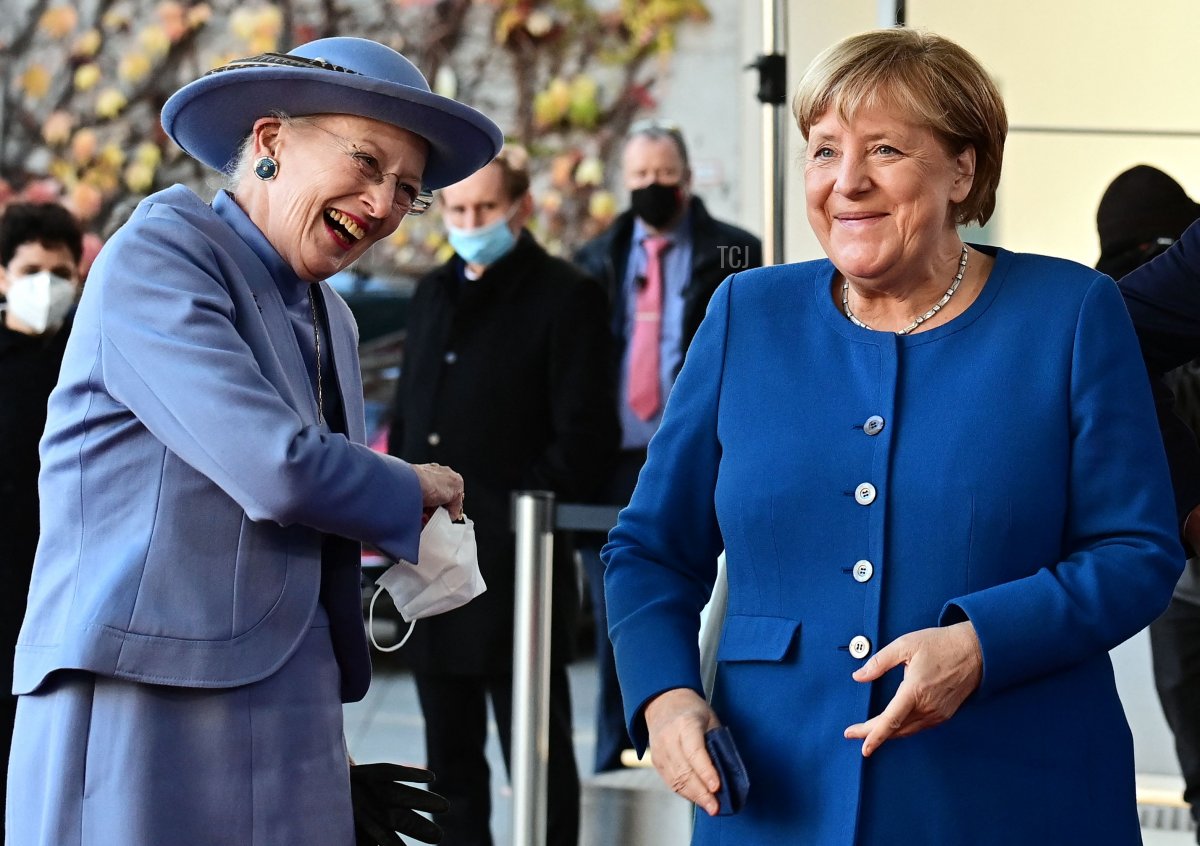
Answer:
[{"left": 717, "top": 615, "right": 800, "bottom": 663}]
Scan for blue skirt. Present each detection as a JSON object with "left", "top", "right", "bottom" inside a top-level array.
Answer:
[{"left": 6, "top": 607, "right": 353, "bottom": 846}]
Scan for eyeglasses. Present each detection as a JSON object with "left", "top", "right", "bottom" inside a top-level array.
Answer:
[{"left": 301, "top": 122, "right": 433, "bottom": 217}]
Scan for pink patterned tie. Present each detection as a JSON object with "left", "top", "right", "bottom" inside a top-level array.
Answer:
[{"left": 628, "top": 236, "right": 670, "bottom": 421}]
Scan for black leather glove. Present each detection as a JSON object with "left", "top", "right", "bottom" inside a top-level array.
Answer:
[{"left": 350, "top": 762, "right": 449, "bottom": 846}]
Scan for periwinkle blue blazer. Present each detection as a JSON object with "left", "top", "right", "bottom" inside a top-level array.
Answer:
[
  {"left": 603, "top": 248, "right": 1184, "bottom": 845},
  {"left": 14, "top": 186, "right": 421, "bottom": 703}
]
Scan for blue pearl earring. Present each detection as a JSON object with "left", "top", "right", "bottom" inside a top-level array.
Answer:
[{"left": 253, "top": 156, "right": 279, "bottom": 181}]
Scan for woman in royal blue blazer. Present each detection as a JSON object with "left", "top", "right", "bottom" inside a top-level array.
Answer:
[
  {"left": 7, "top": 38, "right": 502, "bottom": 846},
  {"left": 602, "top": 28, "right": 1184, "bottom": 845}
]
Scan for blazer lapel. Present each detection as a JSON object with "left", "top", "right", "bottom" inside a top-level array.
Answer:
[
  {"left": 223, "top": 237, "right": 322, "bottom": 425},
  {"left": 317, "top": 282, "right": 366, "bottom": 444}
]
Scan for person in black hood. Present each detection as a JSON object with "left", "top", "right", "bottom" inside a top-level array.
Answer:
[
  {"left": 572, "top": 121, "right": 762, "bottom": 774},
  {"left": 1106, "top": 164, "right": 1200, "bottom": 841},
  {"left": 1098, "top": 164, "right": 1200, "bottom": 281}
]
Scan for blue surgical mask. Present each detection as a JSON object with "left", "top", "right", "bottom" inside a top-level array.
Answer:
[{"left": 446, "top": 207, "right": 519, "bottom": 268}]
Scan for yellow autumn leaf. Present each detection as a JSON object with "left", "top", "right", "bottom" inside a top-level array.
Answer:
[
  {"left": 248, "top": 34, "right": 278, "bottom": 55},
  {"left": 574, "top": 156, "right": 604, "bottom": 187},
  {"left": 99, "top": 142, "right": 126, "bottom": 169},
  {"left": 21, "top": 64, "right": 51, "bottom": 99},
  {"left": 119, "top": 52, "right": 152, "bottom": 85},
  {"left": 42, "top": 111, "right": 75, "bottom": 146},
  {"left": 84, "top": 167, "right": 119, "bottom": 194},
  {"left": 96, "top": 88, "right": 128, "bottom": 119},
  {"left": 124, "top": 161, "right": 156, "bottom": 193},
  {"left": 38, "top": 5, "right": 78, "bottom": 39},
  {"left": 229, "top": 7, "right": 255, "bottom": 40},
  {"left": 134, "top": 142, "right": 162, "bottom": 167},
  {"left": 48, "top": 159, "right": 76, "bottom": 184},
  {"left": 253, "top": 6, "right": 282, "bottom": 37},
  {"left": 72, "top": 29, "right": 103, "bottom": 58},
  {"left": 494, "top": 9, "right": 524, "bottom": 44},
  {"left": 139, "top": 24, "right": 170, "bottom": 58},
  {"left": 589, "top": 190, "right": 618, "bottom": 223},
  {"left": 74, "top": 63, "right": 101, "bottom": 92},
  {"left": 101, "top": 8, "right": 130, "bottom": 30},
  {"left": 187, "top": 4, "right": 212, "bottom": 29}
]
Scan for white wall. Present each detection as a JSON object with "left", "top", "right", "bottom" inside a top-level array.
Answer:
[{"left": 908, "top": 0, "right": 1200, "bottom": 265}]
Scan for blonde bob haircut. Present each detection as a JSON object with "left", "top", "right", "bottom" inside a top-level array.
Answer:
[{"left": 792, "top": 28, "right": 1007, "bottom": 227}]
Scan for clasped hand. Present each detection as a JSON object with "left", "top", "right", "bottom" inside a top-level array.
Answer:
[
  {"left": 411, "top": 463, "right": 465, "bottom": 522},
  {"left": 350, "top": 762, "right": 448, "bottom": 846},
  {"left": 843, "top": 620, "right": 983, "bottom": 757}
]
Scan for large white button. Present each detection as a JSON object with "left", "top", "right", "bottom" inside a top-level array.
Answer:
[
  {"left": 854, "top": 483, "right": 876, "bottom": 505},
  {"left": 864, "top": 415, "right": 885, "bottom": 436},
  {"left": 852, "top": 560, "right": 874, "bottom": 583},
  {"left": 444, "top": 351, "right": 458, "bottom": 364},
  {"left": 849, "top": 635, "right": 872, "bottom": 659},
  {"left": 427, "top": 432, "right": 441, "bottom": 446}
]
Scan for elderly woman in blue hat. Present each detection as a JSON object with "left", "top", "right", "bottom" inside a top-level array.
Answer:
[{"left": 7, "top": 38, "right": 502, "bottom": 846}]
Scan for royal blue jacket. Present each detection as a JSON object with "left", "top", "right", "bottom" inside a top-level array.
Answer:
[{"left": 604, "top": 248, "right": 1183, "bottom": 845}]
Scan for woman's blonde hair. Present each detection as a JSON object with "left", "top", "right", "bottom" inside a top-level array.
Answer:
[{"left": 792, "top": 28, "right": 1007, "bottom": 227}]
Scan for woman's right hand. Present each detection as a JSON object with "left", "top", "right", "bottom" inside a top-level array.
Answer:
[
  {"left": 410, "top": 463, "right": 465, "bottom": 521},
  {"left": 643, "top": 687, "right": 723, "bottom": 816}
]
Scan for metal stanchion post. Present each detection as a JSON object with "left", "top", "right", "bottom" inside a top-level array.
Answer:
[{"left": 511, "top": 491, "right": 555, "bottom": 846}]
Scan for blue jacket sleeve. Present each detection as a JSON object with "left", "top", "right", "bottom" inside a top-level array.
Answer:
[
  {"left": 602, "top": 276, "right": 731, "bottom": 754},
  {"left": 942, "top": 277, "right": 1184, "bottom": 695},
  {"left": 98, "top": 204, "right": 423, "bottom": 563}
]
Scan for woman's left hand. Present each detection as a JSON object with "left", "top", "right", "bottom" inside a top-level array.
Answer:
[{"left": 843, "top": 620, "right": 983, "bottom": 757}]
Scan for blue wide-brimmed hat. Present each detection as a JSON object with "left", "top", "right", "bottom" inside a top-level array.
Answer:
[{"left": 161, "top": 37, "right": 503, "bottom": 191}]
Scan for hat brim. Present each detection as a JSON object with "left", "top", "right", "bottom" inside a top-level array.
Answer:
[{"left": 161, "top": 65, "right": 503, "bottom": 190}]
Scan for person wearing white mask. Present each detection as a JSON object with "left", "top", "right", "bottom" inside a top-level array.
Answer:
[
  {"left": 387, "top": 145, "right": 619, "bottom": 846},
  {"left": 0, "top": 200, "right": 84, "bottom": 825}
]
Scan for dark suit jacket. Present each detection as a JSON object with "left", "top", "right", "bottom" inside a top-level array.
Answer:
[
  {"left": 573, "top": 195, "right": 763, "bottom": 375},
  {"left": 388, "top": 231, "right": 620, "bottom": 674},
  {"left": 1119, "top": 217, "right": 1200, "bottom": 528}
]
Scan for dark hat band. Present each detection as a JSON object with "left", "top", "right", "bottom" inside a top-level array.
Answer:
[{"left": 205, "top": 53, "right": 362, "bottom": 78}]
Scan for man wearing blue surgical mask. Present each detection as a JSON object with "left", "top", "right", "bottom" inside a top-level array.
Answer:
[
  {"left": 387, "top": 146, "right": 619, "bottom": 846},
  {"left": 0, "top": 200, "right": 84, "bottom": 824}
]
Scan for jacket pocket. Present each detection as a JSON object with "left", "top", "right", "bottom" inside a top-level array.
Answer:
[{"left": 717, "top": 614, "right": 800, "bottom": 663}]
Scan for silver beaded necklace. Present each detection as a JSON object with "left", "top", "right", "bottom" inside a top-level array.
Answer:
[
  {"left": 842, "top": 244, "right": 970, "bottom": 335},
  {"left": 307, "top": 286, "right": 324, "bottom": 423}
]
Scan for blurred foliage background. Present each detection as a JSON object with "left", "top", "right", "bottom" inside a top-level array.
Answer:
[{"left": 0, "top": 0, "right": 711, "bottom": 276}]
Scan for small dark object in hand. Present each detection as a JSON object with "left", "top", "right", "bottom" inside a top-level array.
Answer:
[
  {"left": 704, "top": 725, "right": 750, "bottom": 815},
  {"left": 351, "top": 762, "right": 449, "bottom": 845}
]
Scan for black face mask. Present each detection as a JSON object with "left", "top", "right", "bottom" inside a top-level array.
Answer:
[{"left": 630, "top": 182, "right": 684, "bottom": 229}]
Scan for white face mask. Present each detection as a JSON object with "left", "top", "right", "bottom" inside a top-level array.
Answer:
[
  {"left": 368, "top": 506, "right": 487, "bottom": 652},
  {"left": 5, "top": 270, "right": 76, "bottom": 334}
]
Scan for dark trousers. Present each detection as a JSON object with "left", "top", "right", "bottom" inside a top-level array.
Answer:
[
  {"left": 579, "top": 448, "right": 646, "bottom": 773},
  {"left": 1149, "top": 594, "right": 1200, "bottom": 840},
  {"left": 414, "top": 668, "right": 579, "bottom": 846}
]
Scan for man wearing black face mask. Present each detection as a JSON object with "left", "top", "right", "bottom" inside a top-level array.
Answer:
[{"left": 572, "top": 121, "right": 761, "bottom": 775}]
